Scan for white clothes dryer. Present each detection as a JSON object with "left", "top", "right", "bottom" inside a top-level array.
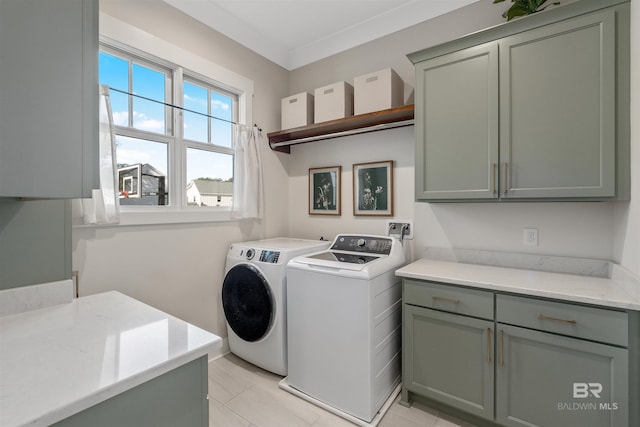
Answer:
[
  {"left": 222, "top": 238, "right": 330, "bottom": 376},
  {"left": 282, "top": 234, "right": 406, "bottom": 426}
]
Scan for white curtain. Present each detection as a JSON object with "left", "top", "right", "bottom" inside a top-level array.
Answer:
[
  {"left": 76, "top": 85, "right": 120, "bottom": 225},
  {"left": 231, "top": 124, "right": 264, "bottom": 220}
]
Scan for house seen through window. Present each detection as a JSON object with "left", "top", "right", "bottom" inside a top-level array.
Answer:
[{"left": 99, "top": 46, "right": 236, "bottom": 209}]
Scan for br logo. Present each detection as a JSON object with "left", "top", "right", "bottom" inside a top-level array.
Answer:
[{"left": 573, "top": 383, "right": 603, "bottom": 399}]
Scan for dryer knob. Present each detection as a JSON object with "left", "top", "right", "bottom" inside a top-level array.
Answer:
[
  {"left": 246, "top": 249, "right": 255, "bottom": 260},
  {"left": 357, "top": 238, "right": 366, "bottom": 247}
]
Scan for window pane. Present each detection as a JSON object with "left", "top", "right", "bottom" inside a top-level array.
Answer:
[
  {"left": 132, "top": 64, "right": 166, "bottom": 134},
  {"left": 184, "top": 80, "right": 234, "bottom": 147},
  {"left": 211, "top": 92, "right": 233, "bottom": 147},
  {"left": 110, "top": 91, "right": 129, "bottom": 127},
  {"left": 99, "top": 52, "right": 130, "bottom": 126},
  {"left": 183, "top": 82, "right": 208, "bottom": 143},
  {"left": 99, "top": 52, "right": 128, "bottom": 91},
  {"left": 116, "top": 135, "right": 168, "bottom": 206},
  {"left": 186, "top": 148, "right": 233, "bottom": 207}
]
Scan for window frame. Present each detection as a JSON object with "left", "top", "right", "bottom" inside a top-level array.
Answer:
[{"left": 96, "top": 17, "right": 254, "bottom": 226}]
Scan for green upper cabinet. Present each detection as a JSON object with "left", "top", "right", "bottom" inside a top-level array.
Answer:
[
  {"left": 415, "top": 43, "right": 499, "bottom": 200},
  {"left": 409, "top": 0, "right": 630, "bottom": 202},
  {"left": 0, "top": 0, "right": 98, "bottom": 199},
  {"left": 500, "top": 10, "right": 616, "bottom": 199}
]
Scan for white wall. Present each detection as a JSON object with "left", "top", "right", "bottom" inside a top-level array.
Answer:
[
  {"left": 74, "top": 0, "right": 639, "bottom": 341},
  {"left": 288, "top": 0, "right": 508, "bottom": 101},
  {"left": 72, "top": 0, "right": 291, "bottom": 336},
  {"left": 288, "top": 127, "right": 615, "bottom": 262},
  {"left": 287, "top": 127, "right": 416, "bottom": 242},
  {"left": 287, "top": 0, "right": 632, "bottom": 266}
]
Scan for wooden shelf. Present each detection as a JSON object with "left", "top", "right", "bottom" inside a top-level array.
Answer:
[{"left": 267, "top": 104, "right": 414, "bottom": 153}]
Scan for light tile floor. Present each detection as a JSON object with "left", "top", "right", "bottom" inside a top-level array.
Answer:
[{"left": 208, "top": 354, "right": 476, "bottom": 427}]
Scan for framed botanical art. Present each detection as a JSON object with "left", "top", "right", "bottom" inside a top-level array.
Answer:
[
  {"left": 353, "top": 160, "right": 393, "bottom": 216},
  {"left": 309, "top": 166, "right": 341, "bottom": 215}
]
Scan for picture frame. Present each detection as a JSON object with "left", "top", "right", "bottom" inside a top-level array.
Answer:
[
  {"left": 353, "top": 160, "right": 393, "bottom": 216},
  {"left": 309, "top": 166, "right": 341, "bottom": 215}
]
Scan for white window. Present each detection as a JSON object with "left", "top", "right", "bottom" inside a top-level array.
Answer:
[
  {"left": 99, "top": 45, "right": 237, "bottom": 212},
  {"left": 95, "top": 15, "right": 254, "bottom": 225},
  {"left": 182, "top": 76, "right": 235, "bottom": 208}
]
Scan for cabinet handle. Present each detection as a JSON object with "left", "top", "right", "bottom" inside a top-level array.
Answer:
[
  {"left": 487, "top": 328, "right": 492, "bottom": 364},
  {"left": 537, "top": 314, "right": 577, "bottom": 325},
  {"left": 499, "top": 330, "right": 504, "bottom": 368},
  {"left": 503, "top": 162, "right": 508, "bottom": 195},
  {"left": 432, "top": 295, "right": 460, "bottom": 304},
  {"left": 491, "top": 163, "right": 497, "bottom": 194}
]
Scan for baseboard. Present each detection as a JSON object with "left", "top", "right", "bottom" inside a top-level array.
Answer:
[{"left": 208, "top": 336, "right": 230, "bottom": 362}]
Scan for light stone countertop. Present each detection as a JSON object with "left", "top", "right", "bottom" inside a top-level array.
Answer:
[
  {"left": 396, "top": 259, "right": 640, "bottom": 311},
  {"left": 0, "top": 291, "right": 222, "bottom": 427}
]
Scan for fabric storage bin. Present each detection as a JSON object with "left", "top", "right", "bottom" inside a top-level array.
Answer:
[
  {"left": 281, "top": 92, "right": 314, "bottom": 129},
  {"left": 354, "top": 68, "right": 404, "bottom": 115},
  {"left": 314, "top": 81, "right": 354, "bottom": 123}
]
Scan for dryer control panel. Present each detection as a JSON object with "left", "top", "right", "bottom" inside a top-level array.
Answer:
[
  {"left": 259, "top": 250, "right": 281, "bottom": 263},
  {"left": 330, "top": 235, "right": 393, "bottom": 255}
]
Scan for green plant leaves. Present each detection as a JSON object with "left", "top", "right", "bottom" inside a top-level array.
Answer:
[
  {"left": 494, "top": 0, "right": 560, "bottom": 21},
  {"left": 504, "top": 3, "right": 533, "bottom": 20}
]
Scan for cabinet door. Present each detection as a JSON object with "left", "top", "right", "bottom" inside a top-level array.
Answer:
[
  {"left": 403, "top": 304, "right": 494, "bottom": 419},
  {"left": 414, "top": 42, "right": 499, "bottom": 200},
  {"left": 496, "top": 324, "right": 628, "bottom": 427},
  {"left": 0, "top": 0, "right": 98, "bottom": 198},
  {"left": 499, "top": 9, "right": 616, "bottom": 199},
  {"left": 53, "top": 356, "right": 209, "bottom": 427}
]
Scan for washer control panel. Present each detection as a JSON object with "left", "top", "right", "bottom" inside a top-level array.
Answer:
[
  {"left": 235, "top": 247, "right": 281, "bottom": 263},
  {"left": 259, "top": 250, "right": 281, "bottom": 263},
  {"left": 330, "top": 235, "right": 393, "bottom": 255}
]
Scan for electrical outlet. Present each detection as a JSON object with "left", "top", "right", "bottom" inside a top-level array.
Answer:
[
  {"left": 387, "top": 220, "right": 414, "bottom": 240},
  {"left": 523, "top": 228, "right": 538, "bottom": 246}
]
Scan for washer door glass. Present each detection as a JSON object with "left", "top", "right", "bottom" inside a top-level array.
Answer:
[{"left": 222, "top": 264, "right": 274, "bottom": 342}]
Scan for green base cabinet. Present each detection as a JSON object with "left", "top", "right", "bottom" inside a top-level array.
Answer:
[
  {"left": 496, "top": 325, "right": 628, "bottom": 427},
  {"left": 53, "top": 356, "right": 209, "bottom": 427},
  {"left": 403, "top": 305, "right": 494, "bottom": 419},
  {"left": 401, "top": 279, "right": 635, "bottom": 427},
  {"left": 409, "top": 0, "right": 630, "bottom": 202}
]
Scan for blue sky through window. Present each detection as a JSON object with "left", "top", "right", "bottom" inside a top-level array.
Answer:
[
  {"left": 187, "top": 148, "right": 233, "bottom": 183},
  {"left": 132, "top": 64, "right": 166, "bottom": 133},
  {"left": 184, "top": 82, "right": 208, "bottom": 143},
  {"left": 99, "top": 51, "right": 234, "bottom": 189},
  {"left": 183, "top": 80, "right": 233, "bottom": 148}
]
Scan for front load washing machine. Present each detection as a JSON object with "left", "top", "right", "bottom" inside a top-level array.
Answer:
[{"left": 222, "top": 237, "right": 330, "bottom": 376}]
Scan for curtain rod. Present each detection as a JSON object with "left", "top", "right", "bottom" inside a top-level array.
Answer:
[{"left": 107, "top": 87, "right": 262, "bottom": 131}]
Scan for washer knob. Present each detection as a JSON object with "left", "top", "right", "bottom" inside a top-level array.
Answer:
[
  {"left": 246, "top": 248, "right": 255, "bottom": 260},
  {"left": 356, "top": 238, "right": 366, "bottom": 247}
]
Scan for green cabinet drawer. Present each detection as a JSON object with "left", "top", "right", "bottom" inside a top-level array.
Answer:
[
  {"left": 497, "top": 294, "right": 628, "bottom": 347},
  {"left": 404, "top": 279, "right": 494, "bottom": 320}
]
